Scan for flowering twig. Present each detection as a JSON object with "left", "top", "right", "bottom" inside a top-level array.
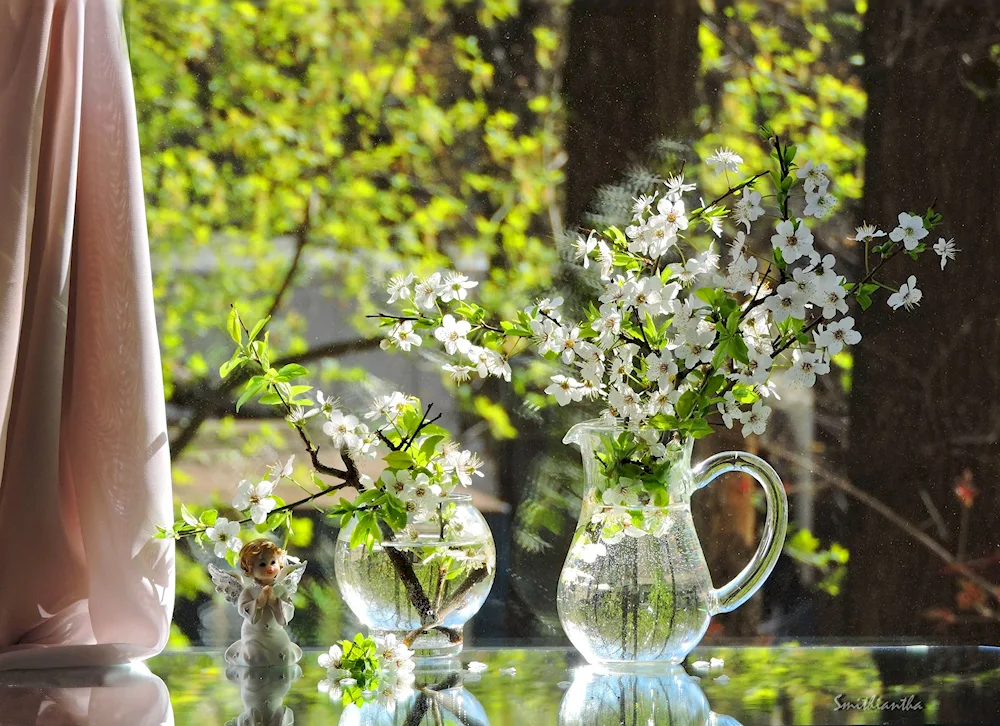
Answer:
[{"left": 373, "top": 131, "right": 954, "bottom": 542}]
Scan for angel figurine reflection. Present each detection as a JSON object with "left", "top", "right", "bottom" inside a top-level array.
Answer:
[{"left": 210, "top": 539, "right": 307, "bottom": 666}]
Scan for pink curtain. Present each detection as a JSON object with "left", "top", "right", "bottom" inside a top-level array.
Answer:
[{"left": 0, "top": 0, "right": 174, "bottom": 669}]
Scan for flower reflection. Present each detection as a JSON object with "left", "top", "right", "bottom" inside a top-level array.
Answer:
[{"left": 558, "top": 665, "right": 741, "bottom": 726}]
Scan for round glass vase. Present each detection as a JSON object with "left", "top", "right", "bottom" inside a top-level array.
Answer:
[{"left": 334, "top": 493, "right": 496, "bottom": 658}]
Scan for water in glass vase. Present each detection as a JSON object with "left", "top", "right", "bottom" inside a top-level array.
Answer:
[{"left": 335, "top": 494, "right": 496, "bottom": 658}]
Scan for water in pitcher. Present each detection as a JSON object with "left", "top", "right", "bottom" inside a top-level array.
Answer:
[{"left": 557, "top": 502, "right": 714, "bottom": 665}]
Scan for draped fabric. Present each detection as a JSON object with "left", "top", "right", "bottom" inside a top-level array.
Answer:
[{"left": 0, "top": 0, "right": 174, "bottom": 669}]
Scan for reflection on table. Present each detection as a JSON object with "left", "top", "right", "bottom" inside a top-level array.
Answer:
[
  {"left": 226, "top": 664, "right": 300, "bottom": 726},
  {"left": 2, "top": 645, "right": 998, "bottom": 724},
  {"left": 0, "top": 662, "right": 172, "bottom": 725},
  {"left": 559, "top": 665, "right": 740, "bottom": 726}
]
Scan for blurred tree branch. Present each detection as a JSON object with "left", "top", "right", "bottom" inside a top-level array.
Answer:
[{"left": 168, "top": 336, "right": 382, "bottom": 458}]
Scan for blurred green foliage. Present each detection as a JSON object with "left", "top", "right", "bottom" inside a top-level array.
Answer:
[
  {"left": 131, "top": 0, "right": 564, "bottom": 413},
  {"left": 697, "top": 0, "right": 866, "bottom": 202}
]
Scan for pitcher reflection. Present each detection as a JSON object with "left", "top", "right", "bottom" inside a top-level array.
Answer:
[{"left": 559, "top": 665, "right": 741, "bottom": 726}]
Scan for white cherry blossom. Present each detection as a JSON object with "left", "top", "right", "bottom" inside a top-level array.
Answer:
[
  {"left": 724, "top": 254, "right": 758, "bottom": 294},
  {"left": 434, "top": 314, "right": 472, "bottom": 355},
  {"left": 795, "top": 161, "right": 830, "bottom": 193},
  {"left": 386, "top": 273, "right": 416, "bottom": 304},
  {"left": 537, "top": 296, "right": 564, "bottom": 319},
  {"left": 764, "top": 283, "right": 807, "bottom": 323},
  {"left": 933, "top": 237, "right": 959, "bottom": 270},
  {"left": 706, "top": 147, "right": 744, "bottom": 174},
  {"left": 787, "top": 350, "right": 830, "bottom": 388},
  {"left": 323, "top": 411, "right": 361, "bottom": 449},
  {"left": 574, "top": 232, "right": 598, "bottom": 267},
  {"left": 413, "top": 272, "right": 442, "bottom": 309},
  {"left": 814, "top": 317, "right": 861, "bottom": 356},
  {"left": 733, "top": 190, "right": 764, "bottom": 231},
  {"left": 738, "top": 400, "right": 771, "bottom": 437},
  {"left": 546, "top": 375, "right": 584, "bottom": 406},
  {"left": 391, "top": 321, "right": 421, "bottom": 351},
  {"left": 645, "top": 352, "right": 678, "bottom": 388},
  {"left": 233, "top": 479, "right": 277, "bottom": 525},
  {"left": 366, "top": 391, "right": 409, "bottom": 421},
  {"left": 850, "top": 223, "right": 887, "bottom": 244},
  {"left": 555, "top": 327, "right": 582, "bottom": 364},
  {"left": 803, "top": 191, "right": 837, "bottom": 218},
  {"left": 318, "top": 644, "right": 343, "bottom": 670},
  {"left": 889, "top": 212, "right": 928, "bottom": 251},
  {"left": 675, "top": 328, "right": 716, "bottom": 365},
  {"left": 770, "top": 219, "right": 815, "bottom": 264},
  {"left": 887, "top": 275, "right": 923, "bottom": 311},
  {"left": 206, "top": 517, "right": 242, "bottom": 558},
  {"left": 443, "top": 363, "right": 474, "bottom": 383},
  {"left": 439, "top": 272, "right": 478, "bottom": 303},
  {"left": 717, "top": 391, "right": 741, "bottom": 429},
  {"left": 632, "top": 193, "right": 656, "bottom": 218}
]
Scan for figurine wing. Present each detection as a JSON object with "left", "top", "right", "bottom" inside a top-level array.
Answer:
[
  {"left": 208, "top": 563, "right": 245, "bottom": 606},
  {"left": 272, "top": 560, "right": 307, "bottom": 599}
]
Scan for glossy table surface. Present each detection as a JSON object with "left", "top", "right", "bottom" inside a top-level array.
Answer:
[{"left": 1, "top": 644, "right": 999, "bottom": 725}]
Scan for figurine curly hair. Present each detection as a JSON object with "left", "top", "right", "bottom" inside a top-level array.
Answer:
[{"left": 238, "top": 538, "right": 285, "bottom": 579}]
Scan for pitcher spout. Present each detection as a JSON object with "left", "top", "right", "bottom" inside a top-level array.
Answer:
[{"left": 562, "top": 419, "right": 619, "bottom": 448}]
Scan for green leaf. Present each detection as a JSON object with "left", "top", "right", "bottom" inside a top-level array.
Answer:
[
  {"left": 251, "top": 338, "right": 271, "bottom": 370},
  {"left": 676, "top": 390, "right": 697, "bottom": 420},
  {"left": 236, "top": 376, "right": 266, "bottom": 412},
  {"left": 199, "top": 509, "right": 218, "bottom": 526},
  {"left": 420, "top": 424, "right": 450, "bottom": 438},
  {"left": 725, "top": 308, "right": 742, "bottom": 333},
  {"left": 264, "top": 511, "right": 287, "bottom": 532},
  {"left": 696, "top": 287, "right": 721, "bottom": 308},
  {"left": 248, "top": 315, "right": 271, "bottom": 343},
  {"left": 181, "top": 503, "right": 199, "bottom": 527},
  {"left": 227, "top": 305, "right": 242, "bottom": 345},
  {"left": 277, "top": 363, "right": 308, "bottom": 379},
  {"left": 419, "top": 434, "right": 446, "bottom": 461},
  {"left": 219, "top": 351, "right": 247, "bottom": 380},
  {"left": 733, "top": 384, "right": 758, "bottom": 404},
  {"left": 355, "top": 489, "right": 383, "bottom": 507},
  {"left": 704, "top": 375, "right": 726, "bottom": 396},
  {"left": 731, "top": 335, "right": 750, "bottom": 365},
  {"left": 855, "top": 282, "right": 878, "bottom": 311},
  {"left": 225, "top": 548, "right": 238, "bottom": 567},
  {"left": 384, "top": 451, "right": 414, "bottom": 469},
  {"left": 772, "top": 247, "right": 786, "bottom": 269},
  {"left": 683, "top": 417, "right": 714, "bottom": 439}
]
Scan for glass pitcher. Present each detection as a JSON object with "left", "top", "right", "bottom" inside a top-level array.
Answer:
[{"left": 556, "top": 421, "right": 787, "bottom": 667}]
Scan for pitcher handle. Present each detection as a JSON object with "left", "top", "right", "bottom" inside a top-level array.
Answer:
[{"left": 692, "top": 451, "right": 788, "bottom": 615}]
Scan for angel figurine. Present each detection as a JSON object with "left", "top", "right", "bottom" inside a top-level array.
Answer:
[{"left": 209, "top": 538, "right": 307, "bottom": 667}]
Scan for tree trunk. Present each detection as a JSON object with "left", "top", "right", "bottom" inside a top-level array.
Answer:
[
  {"left": 563, "top": 0, "right": 701, "bottom": 223},
  {"left": 501, "top": 0, "right": 704, "bottom": 638},
  {"left": 562, "top": 0, "right": 772, "bottom": 637},
  {"left": 837, "top": 2, "right": 1000, "bottom": 639}
]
